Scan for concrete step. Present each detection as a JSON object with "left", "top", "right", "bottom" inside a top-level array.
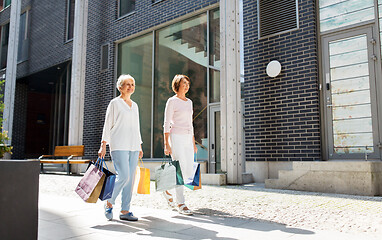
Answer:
[
  {"left": 202, "top": 173, "right": 226, "bottom": 185},
  {"left": 242, "top": 172, "right": 254, "bottom": 184},
  {"left": 266, "top": 161, "right": 382, "bottom": 196},
  {"left": 264, "top": 178, "right": 279, "bottom": 188}
]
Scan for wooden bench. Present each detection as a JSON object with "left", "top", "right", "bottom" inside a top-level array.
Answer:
[{"left": 39, "top": 145, "right": 91, "bottom": 175}]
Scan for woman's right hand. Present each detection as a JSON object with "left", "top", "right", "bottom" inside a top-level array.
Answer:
[
  {"left": 164, "top": 144, "right": 172, "bottom": 156},
  {"left": 98, "top": 143, "right": 106, "bottom": 158}
]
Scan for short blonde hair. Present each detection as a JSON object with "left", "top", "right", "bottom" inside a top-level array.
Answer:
[
  {"left": 171, "top": 74, "right": 190, "bottom": 93},
  {"left": 117, "top": 74, "right": 135, "bottom": 90}
]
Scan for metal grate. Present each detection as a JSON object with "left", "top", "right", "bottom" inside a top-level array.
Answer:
[{"left": 258, "top": 0, "right": 298, "bottom": 38}]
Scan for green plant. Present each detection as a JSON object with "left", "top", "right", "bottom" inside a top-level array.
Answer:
[{"left": 0, "top": 79, "right": 12, "bottom": 158}]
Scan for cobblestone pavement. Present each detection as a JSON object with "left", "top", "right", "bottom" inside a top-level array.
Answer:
[{"left": 40, "top": 174, "right": 382, "bottom": 238}]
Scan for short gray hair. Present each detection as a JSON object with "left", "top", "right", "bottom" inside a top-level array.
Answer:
[{"left": 117, "top": 74, "right": 135, "bottom": 90}]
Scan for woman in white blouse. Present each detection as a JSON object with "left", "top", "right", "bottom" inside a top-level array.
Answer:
[
  {"left": 98, "top": 74, "right": 143, "bottom": 221},
  {"left": 163, "top": 74, "right": 198, "bottom": 215}
]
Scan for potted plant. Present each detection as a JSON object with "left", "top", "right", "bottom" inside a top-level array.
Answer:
[{"left": 0, "top": 79, "right": 12, "bottom": 158}]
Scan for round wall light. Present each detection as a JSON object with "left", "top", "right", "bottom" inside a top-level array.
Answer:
[{"left": 266, "top": 60, "right": 282, "bottom": 78}]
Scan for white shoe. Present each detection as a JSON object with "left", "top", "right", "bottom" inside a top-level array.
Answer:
[
  {"left": 178, "top": 204, "right": 193, "bottom": 215},
  {"left": 162, "top": 191, "right": 176, "bottom": 208}
]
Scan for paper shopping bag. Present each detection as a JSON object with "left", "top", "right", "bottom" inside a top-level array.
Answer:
[
  {"left": 133, "top": 158, "right": 151, "bottom": 194},
  {"left": 75, "top": 162, "right": 105, "bottom": 203},
  {"left": 155, "top": 162, "right": 176, "bottom": 191},
  {"left": 97, "top": 158, "right": 116, "bottom": 201},
  {"left": 185, "top": 162, "right": 201, "bottom": 190},
  {"left": 171, "top": 160, "right": 184, "bottom": 185}
]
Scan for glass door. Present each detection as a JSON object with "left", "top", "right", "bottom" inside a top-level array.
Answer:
[
  {"left": 322, "top": 27, "right": 381, "bottom": 159},
  {"left": 209, "top": 105, "right": 221, "bottom": 173}
]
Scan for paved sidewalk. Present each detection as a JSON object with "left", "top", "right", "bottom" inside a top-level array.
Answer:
[{"left": 39, "top": 174, "right": 382, "bottom": 240}]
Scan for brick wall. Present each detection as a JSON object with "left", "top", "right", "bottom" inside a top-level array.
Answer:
[
  {"left": 83, "top": 0, "right": 219, "bottom": 158},
  {"left": 15, "top": 0, "right": 72, "bottom": 78},
  {"left": 243, "top": 0, "right": 321, "bottom": 161}
]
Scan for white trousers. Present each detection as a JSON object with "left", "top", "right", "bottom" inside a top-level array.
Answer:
[{"left": 169, "top": 133, "right": 194, "bottom": 204}]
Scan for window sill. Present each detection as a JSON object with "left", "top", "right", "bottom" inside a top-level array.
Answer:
[
  {"left": 64, "top": 39, "right": 73, "bottom": 44},
  {"left": 0, "top": 5, "right": 10, "bottom": 13},
  {"left": 117, "top": 11, "right": 136, "bottom": 21}
]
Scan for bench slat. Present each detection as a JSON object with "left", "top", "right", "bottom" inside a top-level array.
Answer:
[
  {"left": 53, "top": 145, "right": 84, "bottom": 157},
  {"left": 40, "top": 159, "right": 91, "bottom": 164}
]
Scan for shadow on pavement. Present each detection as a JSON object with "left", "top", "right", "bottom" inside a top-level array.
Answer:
[
  {"left": 181, "top": 208, "right": 314, "bottom": 235},
  {"left": 92, "top": 216, "right": 236, "bottom": 239}
]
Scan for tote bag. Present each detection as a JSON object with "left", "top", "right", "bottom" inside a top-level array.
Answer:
[
  {"left": 155, "top": 160, "right": 177, "bottom": 191},
  {"left": 185, "top": 156, "right": 201, "bottom": 191},
  {"left": 75, "top": 159, "right": 105, "bottom": 203},
  {"left": 97, "top": 158, "right": 116, "bottom": 201},
  {"left": 171, "top": 160, "right": 184, "bottom": 185},
  {"left": 134, "top": 158, "right": 151, "bottom": 194}
]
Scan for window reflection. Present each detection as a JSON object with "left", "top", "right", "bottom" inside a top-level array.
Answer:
[
  {"left": 153, "top": 13, "right": 208, "bottom": 158},
  {"left": 118, "top": 33, "right": 153, "bottom": 157}
]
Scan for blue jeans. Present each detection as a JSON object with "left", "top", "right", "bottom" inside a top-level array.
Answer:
[{"left": 108, "top": 150, "right": 139, "bottom": 211}]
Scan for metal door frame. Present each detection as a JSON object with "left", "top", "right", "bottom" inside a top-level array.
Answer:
[
  {"left": 209, "top": 104, "right": 220, "bottom": 173},
  {"left": 322, "top": 26, "right": 381, "bottom": 160}
]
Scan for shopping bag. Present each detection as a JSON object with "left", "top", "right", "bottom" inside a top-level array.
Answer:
[
  {"left": 171, "top": 160, "right": 184, "bottom": 185},
  {"left": 97, "top": 158, "right": 116, "bottom": 201},
  {"left": 185, "top": 157, "right": 201, "bottom": 190},
  {"left": 134, "top": 158, "right": 150, "bottom": 194},
  {"left": 155, "top": 161, "right": 177, "bottom": 191},
  {"left": 75, "top": 159, "right": 105, "bottom": 203}
]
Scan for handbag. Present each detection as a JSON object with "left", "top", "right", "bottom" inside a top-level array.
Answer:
[
  {"left": 75, "top": 158, "right": 105, "bottom": 203},
  {"left": 97, "top": 158, "right": 116, "bottom": 201},
  {"left": 154, "top": 158, "right": 177, "bottom": 191},
  {"left": 134, "top": 158, "right": 151, "bottom": 194},
  {"left": 185, "top": 155, "right": 201, "bottom": 190}
]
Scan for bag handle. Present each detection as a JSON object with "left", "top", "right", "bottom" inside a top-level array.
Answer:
[
  {"left": 138, "top": 157, "right": 144, "bottom": 167},
  {"left": 102, "top": 157, "right": 109, "bottom": 170},
  {"left": 162, "top": 154, "right": 172, "bottom": 164}
]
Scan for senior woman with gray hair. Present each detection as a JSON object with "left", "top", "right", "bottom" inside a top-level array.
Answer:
[{"left": 98, "top": 74, "right": 143, "bottom": 221}]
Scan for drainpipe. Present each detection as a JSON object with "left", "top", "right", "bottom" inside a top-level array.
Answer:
[{"left": 2, "top": 0, "right": 22, "bottom": 152}]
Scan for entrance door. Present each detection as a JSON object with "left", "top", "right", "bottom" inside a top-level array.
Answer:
[
  {"left": 322, "top": 27, "right": 381, "bottom": 160},
  {"left": 209, "top": 105, "right": 221, "bottom": 173}
]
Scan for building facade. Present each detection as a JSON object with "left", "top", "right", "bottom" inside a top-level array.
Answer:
[{"left": 2, "top": 0, "right": 382, "bottom": 189}]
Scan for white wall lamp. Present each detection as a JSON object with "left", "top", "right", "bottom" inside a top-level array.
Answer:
[{"left": 266, "top": 60, "right": 282, "bottom": 78}]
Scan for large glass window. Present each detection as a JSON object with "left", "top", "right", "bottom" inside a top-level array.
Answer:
[
  {"left": 118, "top": 33, "right": 153, "bottom": 157},
  {"left": 119, "top": 0, "right": 135, "bottom": 17},
  {"left": 66, "top": 0, "right": 75, "bottom": 41},
  {"left": 0, "top": 23, "right": 9, "bottom": 69},
  {"left": 18, "top": 11, "right": 28, "bottom": 62},
  {"left": 153, "top": 14, "right": 208, "bottom": 158},
  {"left": 319, "top": 0, "right": 374, "bottom": 32},
  {"left": 117, "top": 9, "right": 219, "bottom": 159}
]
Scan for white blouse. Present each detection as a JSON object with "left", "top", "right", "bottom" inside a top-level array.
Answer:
[
  {"left": 101, "top": 97, "right": 143, "bottom": 152},
  {"left": 163, "top": 95, "right": 194, "bottom": 135}
]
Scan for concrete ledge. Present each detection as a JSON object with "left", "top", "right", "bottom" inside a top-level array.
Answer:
[
  {"left": 103, "top": 160, "right": 208, "bottom": 181},
  {"left": 201, "top": 173, "right": 226, "bottom": 185},
  {"left": 265, "top": 161, "right": 382, "bottom": 196}
]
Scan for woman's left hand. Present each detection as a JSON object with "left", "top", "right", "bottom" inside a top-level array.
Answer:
[{"left": 139, "top": 150, "right": 143, "bottom": 159}]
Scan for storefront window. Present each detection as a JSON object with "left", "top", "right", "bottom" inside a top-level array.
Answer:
[
  {"left": 153, "top": 13, "right": 208, "bottom": 158},
  {"left": 117, "top": 9, "right": 218, "bottom": 160},
  {"left": 118, "top": 33, "right": 153, "bottom": 157}
]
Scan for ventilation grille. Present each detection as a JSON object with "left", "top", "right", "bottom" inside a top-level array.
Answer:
[
  {"left": 101, "top": 44, "right": 109, "bottom": 70},
  {"left": 258, "top": 0, "right": 298, "bottom": 38}
]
